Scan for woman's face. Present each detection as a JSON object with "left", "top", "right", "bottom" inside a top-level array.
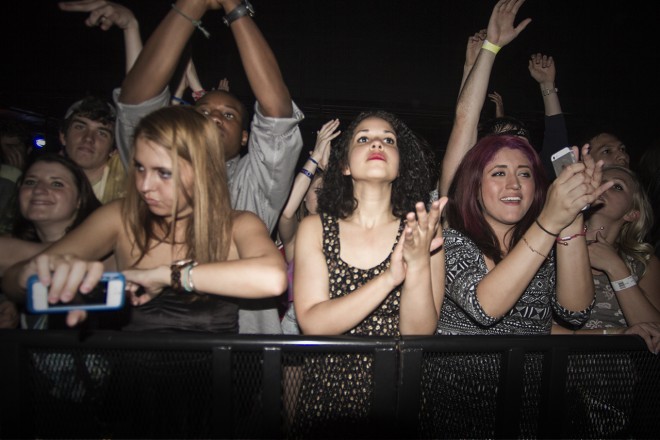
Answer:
[
  {"left": 19, "top": 161, "right": 80, "bottom": 227},
  {"left": 480, "top": 147, "right": 535, "bottom": 229},
  {"left": 343, "top": 117, "right": 399, "bottom": 182},
  {"left": 595, "top": 168, "right": 637, "bottom": 222},
  {"left": 134, "top": 137, "right": 194, "bottom": 219}
]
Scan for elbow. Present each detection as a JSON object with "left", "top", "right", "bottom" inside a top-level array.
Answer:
[{"left": 261, "top": 264, "right": 289, "bottom": 298}]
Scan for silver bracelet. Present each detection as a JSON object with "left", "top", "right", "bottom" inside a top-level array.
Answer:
[
  {"left": 610, "top": 275, "right": 636, "bottom": 292},
  {"left": 171, "top": 4, "right": 210, "bottom": 39}
]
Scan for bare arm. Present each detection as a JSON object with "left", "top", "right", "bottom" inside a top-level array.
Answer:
[
  {"left": 220, "top": 0, "right": 292, "bottom": 116},
  {"left": 294, "top": 215, "right": 401, "bottom": 335},
  {"left": 440, "top": 0, "right": 531, "bottom": 196},
  {"left": 119, "top": 0, "right": 217, "bottom": 104},
  {"left": 277, "top": 119, "right": 340, "bottom": 261},
  {"left": 475, "top": 157, "right": 611, "bottom": 317},
  {"left": 123, "top": 211, "right": 287, "bottom": 304},
  {"left": 59, "top": 0, "right": 143, "bottom": 73},
  {"left": 589, "top": 238, "right": 660, "bottom": 324},
  {"left": 399, "top": 199, "right": 447, "bottom": 335},
  {"left": 1, "top": 201, "right": 122, "bottom": 304},
  {"left": 0, "top": 237, "right": 48, "bottom": 276}
]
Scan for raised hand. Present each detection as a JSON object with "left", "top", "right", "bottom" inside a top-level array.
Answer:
[
  {"left": 486, "top": 0, "right": 532, "bottom": 47},
  {"left": 311, "top": 119, "right": 341, "bottom": 169},
  {"left": 541, "top": 145, "right": 613, "bottom": 233},
  {"left": 465, "top": 29, "right": 487, "bottom": 69},
  {"left": 488, "top": 91, "right": 505, "bottom": 117},
  {"left": 217, "top": 77, "right": 230, "bottom": 92},
  {"left": 528, "top": 53, "right": 556, "bottom": 85},
  {"left": 59, "top": 0, "right": 138, "bottom": 31},
  {"left": 390, "top": 198, "right": 447, "bottom": 285}
]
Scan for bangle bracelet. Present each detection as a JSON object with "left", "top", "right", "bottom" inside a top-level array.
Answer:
[
  {"left": 535, "top": 219, "right": 559, "bottom": 237},
  {"left": 482, "top": 39, "right": 501, "bottom": 55},
  {"left": 610, "top": 275, "right": 636, "bottom": 292},
  {"left": 300, "top": 168, "right": 314, "bottom": 179},
  {"left": 171, "top": 4, "right": 210, "bottom": 39},
  {"left": 182, "top": 262, "right": 198, "bottom": 293},
  {"left": 556, "top": 225, "right": 588, "bottom": 246},
  {"left": 308, "top": 156, "right": 319, "bottom": 166},
  {"left": 542, "top": 87, "right": 559, "bottom": 96}
]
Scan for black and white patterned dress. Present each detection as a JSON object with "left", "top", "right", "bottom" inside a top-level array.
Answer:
[
  {"left": 437, "top": 228, "right": 592, "bottom": 335},
  {"left": 290, "top": 213, "right": 403, "bottom": 438}
]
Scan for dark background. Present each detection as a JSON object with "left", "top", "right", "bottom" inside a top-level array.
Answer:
[{"left": 2, "top": 0, "right": 659, "bottom": 168}]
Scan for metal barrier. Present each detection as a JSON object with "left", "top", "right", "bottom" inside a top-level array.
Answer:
[{"left": 0, "top": 330, "right": 657, "bottom": 439}]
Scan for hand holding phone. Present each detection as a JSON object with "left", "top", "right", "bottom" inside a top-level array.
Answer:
[
  {"left": 27, "top": 272, "right": 126, "bottom": 314},
  {"left": 551, "top": 147, "right": 577, "bottom": 178}
]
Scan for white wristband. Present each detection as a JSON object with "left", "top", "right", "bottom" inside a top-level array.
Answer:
[{"left": 610, "top": 275, "right": 636, "bottom": 292}]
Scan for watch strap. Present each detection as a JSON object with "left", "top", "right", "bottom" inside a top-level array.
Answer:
[{"left": 223, "top": 3, "right": 254, "bottom": 27}]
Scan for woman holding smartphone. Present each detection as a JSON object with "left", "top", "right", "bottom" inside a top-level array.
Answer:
[{"left": 2, "top": 106, "right": 287, "bottom": 332}]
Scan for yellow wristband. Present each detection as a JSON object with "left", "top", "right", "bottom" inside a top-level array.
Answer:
[{"left": 482, "top": 39, "right": 501, "bottom": 55}]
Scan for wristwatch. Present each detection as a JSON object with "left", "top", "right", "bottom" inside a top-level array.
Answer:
[
  {"left": 171, "top": 259, "right": 195, "bottom": 292},
  {"left": 223, "top": 0, "right": 255, "bottom": 27}
]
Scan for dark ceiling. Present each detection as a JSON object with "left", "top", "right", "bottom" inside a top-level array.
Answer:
[{"left": 2, "top": 0, "right": 659, "bottom": 166}]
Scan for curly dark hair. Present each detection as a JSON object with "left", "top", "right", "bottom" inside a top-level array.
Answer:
[{"left": 317, "top": 109, "right": 434, "bottom": 219}]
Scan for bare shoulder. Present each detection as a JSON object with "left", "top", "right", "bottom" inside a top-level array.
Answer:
[
  {"left": 231, "top": 210, "right": 268, "bottom": 231},
  {"left": 298, "top": 214, "right": 322, "bottom": 238}
]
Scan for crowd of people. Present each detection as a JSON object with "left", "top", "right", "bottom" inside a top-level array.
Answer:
[{"left": 1, "top": 0, "right": 659, "bottom": 427}]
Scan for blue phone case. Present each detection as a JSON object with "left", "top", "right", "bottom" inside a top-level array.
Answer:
[{"left": 26, "top": 272, "right": 126, "bottom": 314}]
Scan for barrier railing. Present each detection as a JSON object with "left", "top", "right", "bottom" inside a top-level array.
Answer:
[{"left": 0, "top": 330, "right": 657, "bottom": 439}]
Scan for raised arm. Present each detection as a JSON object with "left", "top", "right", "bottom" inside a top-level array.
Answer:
[
  {"left": 118, "top": 0, "right": 219, "bottom": 104},
  {"left": 440, "top": 0, "right": 531, "bottom": 196},
  {"left": 220, "top": 0, "right": 292, "bottom": 116},
  {"left": 59, "top": 0, "right": 143, "bottom": 73},
  {"left": 528, "top": 53, "right": 570, "bottom": 178},
  {"left": 277, "top": 119, "right": 340, "bottom": 261},
  {"left": 458, "top": 29, "right": 487, "bottom": 95}
]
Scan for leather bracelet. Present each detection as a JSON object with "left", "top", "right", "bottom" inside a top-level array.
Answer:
[
  {"left": 223, "top": 1, "right": 255, "bottom": 27},
  {"left": 535, "top": 219, "right": 559, "bottom": 237}
]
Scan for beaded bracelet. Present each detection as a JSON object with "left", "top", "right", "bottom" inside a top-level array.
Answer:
[
  {"left": 300, "top": 168, "right": 314, "bottom": 179},
  {"left": 556, "top": 225, "right": 588, "bottom": 246}
]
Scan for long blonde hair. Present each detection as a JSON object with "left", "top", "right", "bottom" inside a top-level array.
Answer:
[
  {"left": 123, "top": 106, "right": 232, "bottom": 264},
  {"left": 603, "top": 165, "right": 654, "bottom": 276}
]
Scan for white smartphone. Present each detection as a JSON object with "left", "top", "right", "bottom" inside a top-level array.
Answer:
[
  {"left": 551, "top": 147, "right": 576, "bottom": 178},
  {"left": 27, "top": 272, "right": 125, "bottom": 314}
]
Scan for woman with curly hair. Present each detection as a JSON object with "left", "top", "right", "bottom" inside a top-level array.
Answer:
[{"left": 289, "top": 109, "right": 447, "bottom": 437}]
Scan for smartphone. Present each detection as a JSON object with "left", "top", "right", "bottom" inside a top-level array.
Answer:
[
  {"left": 27, "top": 272, "right": 125, "bottom": 314},
  {"left": 551, "top": 147, "right": 576, "bottom": 178}
]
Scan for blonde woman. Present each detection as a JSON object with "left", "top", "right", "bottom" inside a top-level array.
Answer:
[{"left": 3, "top": 106, "right": 287, "bottom": 332}]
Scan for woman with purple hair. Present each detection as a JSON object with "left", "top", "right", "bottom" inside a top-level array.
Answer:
[{"left": 437, "top": 135, "right": 612, "bottom": 335}]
